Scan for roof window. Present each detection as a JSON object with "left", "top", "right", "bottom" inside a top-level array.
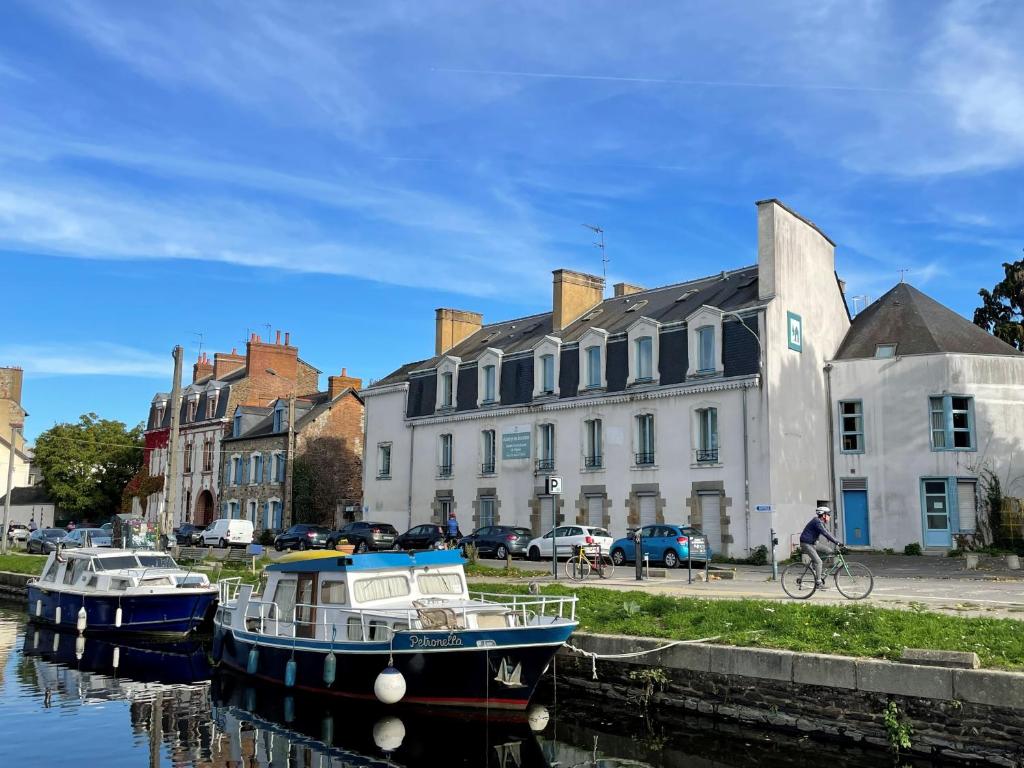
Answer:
[
  {"left": 625, "top": 299, "right": 649, "bottom": 313},
  {"left": 875, "top": 344, "right": 897, "bottom": 359},
  {"left": 581, "top": 308, "right": 604, "bottom": 322},
  {"left": 675, "top": 289, "right": 699, "bottom": 302}
]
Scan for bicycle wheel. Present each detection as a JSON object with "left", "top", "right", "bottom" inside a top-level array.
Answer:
[
  {"left": 781, "top": 562, "right": 817, "bottom": 599},
  {"left": 834, "top": 562, "right": 874, "bottom": 599},
  {"left": 565, "top": 557, "right": 591, "bottom": 581},
  {"left": 598, "top": 555, "right": 615, "bottom": 580}
]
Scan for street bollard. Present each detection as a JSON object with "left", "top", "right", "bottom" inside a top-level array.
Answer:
[
  {"left": 633, "top": 529, "right": 643, "bottom": 581},
  {"left": 770, "top": 528, "right": 779, "bottom": 581}
]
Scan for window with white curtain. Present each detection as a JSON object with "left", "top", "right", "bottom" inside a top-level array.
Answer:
[
  {"left": 417, "top": 573, "right": 464, "bottom": 594},
  {"left": 353, "top": 575, "right": 411, "bottom": 602}
]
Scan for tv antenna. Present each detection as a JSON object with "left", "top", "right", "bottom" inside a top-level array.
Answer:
[
  {"left": 897, "top": 266, "right": 911, "bottom": 283},
  {"left": 192, "top": 331, "right": 205, "bottom": 357},
  {"left": 582, "top": 224, "right": 607, "bottom": 281}
]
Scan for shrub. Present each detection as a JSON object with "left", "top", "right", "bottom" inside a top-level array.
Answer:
[
  {"left": 747, "top": 545, "right": 769, "bottom": 566},
  {"left": 904, "top": 542, "right": 923, "bottom": 556}
]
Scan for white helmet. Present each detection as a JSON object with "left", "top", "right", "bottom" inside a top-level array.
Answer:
[{"left": 815, "top": 506, "right": 831, "bottom": 517}]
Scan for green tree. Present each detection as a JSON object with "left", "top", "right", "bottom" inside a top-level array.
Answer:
[
  {"left": 33, "top": 413, "right": 144, "bottom": 522},
  {"left": 973, "top": 259, "right": 1024, "bottom": 350},
  {"left": 292, "top": 437, "right": 362, "bottom": 526}
]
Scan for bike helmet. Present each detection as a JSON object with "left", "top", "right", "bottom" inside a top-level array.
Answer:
[{"left": 815, "top": 506, "right": 831, "bottom": 517}]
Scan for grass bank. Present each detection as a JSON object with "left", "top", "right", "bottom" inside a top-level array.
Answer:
[
  {"left": 472, "top": 582, "right": 1024, "bottom": 671},
  {"left": 0, "top": 552, "right": 46, "bottom": 575}
]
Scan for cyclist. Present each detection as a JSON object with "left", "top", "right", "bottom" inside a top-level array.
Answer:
[{"left": 799, "top": 506, "right": 841, "bottom": 589}]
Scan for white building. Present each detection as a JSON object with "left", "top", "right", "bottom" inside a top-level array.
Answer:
[
  {"left": 829, "top": 283, "right": 1024, "bottom": 550},
  {"left": 362, "top": 200, "right": 851, "bottom": 558},
  {"left": 0, "top": 486, "right": 56, "bottom": 529}
]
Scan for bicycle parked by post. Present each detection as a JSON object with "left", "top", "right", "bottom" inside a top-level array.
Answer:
[
  {"left": 781, "top": 546, "right": 874, "bottom": 599},
  {"left": 566, "top": 544, "right": 616, "bottom": 581}
]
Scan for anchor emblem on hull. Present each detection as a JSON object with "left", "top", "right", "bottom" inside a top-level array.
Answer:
[{"left": 493, "top": 657, "right": 525, "bottom": 688}]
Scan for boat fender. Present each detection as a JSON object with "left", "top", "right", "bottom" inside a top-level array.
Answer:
[
  {"left": 323, "top": 652, "right": 337, "bottom": 686},
  {"left": 247, "top": 647, "right": 259, "bottom": 675},
  {"left": 283, "top": 696, "right": 295, "bottom": 724},
  {"left": 115, "top": 607, "right": 123, "bottom": 628},
  {"left": 321, "top": 715, "right": 334, "bottom": 745},
  {"left": 112, "top": 647, "right": 120, "bottom": 670},
  {"left": 32, "top": 630, "right": 39, "bottom": 649},
  {"left": 285, "top": 658, "right": 297, "bottom": 688},
  {"left": 75, "top": 635, "right": 85, "bottom": 660},
  {"left": 373, "top": 666, "right": 407, "bottom": 705},
  {"left": 55, "top": 606, "right": 61, "bottom": 626},
  {"left": 245, "top": 687, "right": 257, "bottom": 713},
  {"left": 527, "top": 705, "right": 550, "bottom": 732},
  {"left": 372, "top": 716, "right": 406, "bottom": 752},
  {"left": 35, "top": 600, "right": 42, "bottom": 617},
  {"left": 77, "top": 606, "right": 87, "bottom": 634}
]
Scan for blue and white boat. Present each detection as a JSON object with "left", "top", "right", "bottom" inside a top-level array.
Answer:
[
  {"left": 213, "top": 549, "right": 577, "bottom": 710},
  {"left": 27, "top": 547, "right": 219, "bottom": 638}
]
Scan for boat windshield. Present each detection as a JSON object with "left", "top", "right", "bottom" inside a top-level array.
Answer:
[
  {"left": 137, "top": 554, "right": 177, "bottom": 568},
  {"left": 93, "top": 555, "right": 141, "bottom": 570}
]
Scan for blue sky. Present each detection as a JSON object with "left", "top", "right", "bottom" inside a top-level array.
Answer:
[{"left": 1, "top": 1, "right": 1021, "bottom": 442}]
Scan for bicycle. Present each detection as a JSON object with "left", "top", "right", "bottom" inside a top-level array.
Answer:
[
  {"left": 781, "top": 547, "right": 874, "bottom": 599},
  {"left": 565, "top": 544, "right": 616, "bottom": 581}
]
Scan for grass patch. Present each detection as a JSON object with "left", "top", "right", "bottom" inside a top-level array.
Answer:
[
  {"left": 464, "top": 561, "right": 535, "bottom": 579},
  {"left": 0, "top": 552, "right": 47, "bottom": 575},
  {"left": 471, "top": 582, "right": 1024, "bottom": 670}
]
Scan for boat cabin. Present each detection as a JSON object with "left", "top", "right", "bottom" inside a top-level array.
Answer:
[{"left": 36, "top": 548, "right": 211, "bottom": 593}]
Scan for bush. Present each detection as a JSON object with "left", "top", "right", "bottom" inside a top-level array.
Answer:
[
  {"left": 748, "top": 545, "right": 769, "bottom": 566},
  {"left": 904, "top": 542, "right": 923, "bottom": 556}
]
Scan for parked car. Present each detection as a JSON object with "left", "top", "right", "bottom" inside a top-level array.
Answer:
[
  {"left": 173, "top": 523, "right": 206, "bottom": 546},
  {"left": 459, "top": 525, "right": 534, "bottom": 560},
  {"left": 327, "top": 521, "right": 398, "bottom": 553},
  {"left": 62, "top": 528, "right": 112, "bottom": 549},
  {"left": 26, "top": 528, "right": 65, "bottom": 554},
  {"left": 200, "top": 518, "right": 254, "bottom": 549},
  {"left": 394, "top": 524, "right": 445, "bottom": 551},
  {"left": 609, "top": 524, "right": 711, "bottom": 568},
  {"left": 526, "top": 525, "right": 614, "bottom": 561},
  {"left": 274, "top": 524, "right": 331, "bottom": 552},
  {"left": 6, "top": 523, "right": 29, "bottom": 544}
]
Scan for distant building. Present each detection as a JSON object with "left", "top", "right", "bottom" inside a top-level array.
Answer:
[
  {"left": 0, "top": 367, "right": 30, "bottom": 502},
  {"left": 0, "top": 486, "right": 56, "bottom": 529}
]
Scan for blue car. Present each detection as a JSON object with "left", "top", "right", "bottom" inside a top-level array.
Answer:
[{"left": 609, "top": 524, "right": 711, "bottom": 568}]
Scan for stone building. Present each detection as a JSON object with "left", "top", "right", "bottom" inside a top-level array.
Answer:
[
  {"left": 0, "top": 367, "right": 30, "bottom": 502},
  {"left": 219, "top": 370, "right": 363, "bottom": 532}
]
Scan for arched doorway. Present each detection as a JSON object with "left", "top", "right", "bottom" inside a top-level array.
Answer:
[{"left": 195, "top": 490, "right": 215, "bottom": 526}]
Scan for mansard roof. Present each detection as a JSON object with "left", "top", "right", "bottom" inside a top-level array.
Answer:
[{"left": 834, "top": 283, "right": 1021, "bottom": 360}]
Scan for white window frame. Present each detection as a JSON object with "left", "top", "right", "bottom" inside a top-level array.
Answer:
[
  {"left": 578, "top": 328, "right": 608, "bottom": 390},
  {"left": 634, "top": 413, "right": 655, "bottom": 467},
  {"left": 377, "top": 443, "right": 392, "bottom": 479},
  {"left": 692, "top": 404, "right": 720, "bottom": 465},
  {"left": 187, "top": 396, "right": 199, "bottom": 422},
  {"left": 685, "top": 306, "right": 724, "bottom": 378},
  {"left": 626, "top": 317, "right": 660, "bottom": 386},
  {"left": 230, "top": 454, "right": 242, "bottom": 486},
  {"left": 207, "top": 391, "right": 219, "bottom": 419},
  {"left": 481, "top": 429, "right": 496, "bottom": 474},
  {"left": 478, "top": 497, "right": 496, "bottom": 529},
  {"left": 537, "top": 423, "right": 555, "bottom": 471},
  {"left": 476, "top": 348, "right": 503, "bottom": 406},
  {"left": 532, "top": 336, "right": 561, "bottom": 399},
  {"left": 435, "top": 355, "right": 460, "bottom": 411},
  {"left": 584, "top": 417, "right": 603, "bottom": 469},
  {"left": 439, "top": 433, "right": 454, "bottom": 477},
  {"left": 272, "top": 450, "right": 286, "bottom": 483}
]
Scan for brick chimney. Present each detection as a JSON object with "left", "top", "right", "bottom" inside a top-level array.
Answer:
[
  {"left": 613, "top": 282, "right": 644, "bottom": 297},
  {"left": 0, "top": 366, "right": 23, "bottom": 404},
  {"left": 435, "top": 309, "right": 483, "bottom": 355},
  {"left": 192, "top": 352, "right": 214, "bottom": 382},
  {"left": 213, "top": 348, "right": 246, "bottom": 379},
  {"left": 328, "top": 367, "right": 362, "bottom": 399},
  {"left": 244, "top": 330, "right": 300, "bottom": 405},
  {"left": 552, "top": 269, "right": 605, "bottom": 332}
]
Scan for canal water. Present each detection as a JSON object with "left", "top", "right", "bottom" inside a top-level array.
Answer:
[{"left": 0, "top": 603, "right": 959, "bottom": 767}]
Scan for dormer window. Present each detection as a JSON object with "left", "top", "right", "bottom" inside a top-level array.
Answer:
[
  {"left": 875, "top": 344, "right": 897, "bottom": 359},
  {"left": 578, "top": 328, "right": 608, "bottom": 391},
  {"left": 540, "top": 355, "right": 555, "bottom": 394},
  {"left": 207, "top": 392, "right": 218, "bottom": 418},
  {"left": 686, "top": 306, "right": 724, "bottom": 378},
  {"left": 586, "top": 346, "right": 601, "bottom": 387},
  {"left": 636, "top": 337, "right": 653, "bottom": 380},
  {"left": 532, "top": 336, "right": 561, "bottom": 400},
  {"left": 232, "top": 411, "right": 242, "bottom": 437},
  {"left": 187, "top": 398, "right": 198, "bottom": 422},
  {"left": 154, "top": 403, "right": 165, "bottom": 425},
  {"left": 482, "top": 365, "right": 496, "bottom": 402},
  {"left": 273, "top": 402, "right": 285, "bottom": 432},
  {"left": 697, "top": 327, "right": 715, "bottom": 372},
  {"left": 627, "top": 318, "right": 660, "bottom": 386},
  {"left": 441, "top": 372, "right": 453, "bottom": 407},
  {"left": 435, "top": 356, "right": 461, "bottom": 411},
  {"left": 476, "top": 349, "right": 502, "bottom": 407}
]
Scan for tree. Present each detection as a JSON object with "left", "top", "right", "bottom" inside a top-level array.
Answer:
[
  {"left": 292, "top": 437, "right": 362, "bottom": 526},
  {"left": 33, "top": 413, "right": 144, "bottom": 522},
  {"left": 973, "top": 259, "right": 1024, "bottom": 350}
]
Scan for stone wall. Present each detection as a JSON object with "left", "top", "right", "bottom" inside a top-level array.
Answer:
[{"left": 558, "top": 633, "right": 1024, "bottom": 766}]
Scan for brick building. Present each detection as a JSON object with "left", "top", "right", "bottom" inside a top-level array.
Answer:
[{"left": 220, "top": 369, "right": 364, "bottom": 532}]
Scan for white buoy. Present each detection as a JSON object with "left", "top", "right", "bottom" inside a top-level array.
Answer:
[
  {"left": 527, "top": 704, "right": 550, "bottom": 732},
  {"left": 55, "top": 606, "right": 61, "bottom": 626},
  {"left": 32, "top": 630, "right": 39, "bottom": 649},
  {"left": 77, "top": 607, "right": 87, "bottom": 633},
  {"left": 372, "top": 716, "right": 406, "bottom": 752},
  {"left": 52, "top": 633, "right": 59, "bottom": 653},
  {"left": 35, "top": 600, "right": 42, "bottom": 617},
  {"left": 373, "top": 665, "right": 407, "bottom": 705},
  {"left": 112, "top": 647, "right": 120, "bottom": 669},
  {"left": 115, "top": 607, "right": 123, "bottom": 628},
  {"left": 75, "top": 635, "right": 85, "bottom": 660}
]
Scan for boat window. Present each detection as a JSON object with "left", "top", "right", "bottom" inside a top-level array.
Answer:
[
  {"left": 320, "top": 580, "right": 347, "bottom": 604},
  {"left": 110, "top": 578, "right": 129, "bottom": 590},
  {"left": 347, "top": 616, "right": 365, "bottom": 641},
  {"left": 273, "top": 579, "right": 297, "bottom": 623},
  {"left": 353, "top": 576, "right": 410, "bottom": 603},
  {"left": 393, "top": 622, "right": 408, "bottom": 633},
  {"left": 87, "top": 575, "right": 98, "bottom": 588},
  {"left": 41, "top": 560, "right": 60, "bottom": 583},
  {"left": 368, "top": 621, "right": 390, "bottom": 640},
  {"left": 417, "top": 573, "right": 463, "bottom": 595},
  {"left": 141, "top": 577, "right": 173, "bottom": 586},
  {"left": 64, "top": 559, "right": 89, "bottom": 585},
  {"left": 93, "top": 556, "right": 141, "bottom": 571},
  {"left": 137, "top": 555, "right": 176, "bottom": 568}
]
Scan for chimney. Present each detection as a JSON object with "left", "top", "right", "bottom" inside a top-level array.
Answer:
[
  {"left": 756, "top": 198, "right": 836, "bottom": 302},
  {"left": 192, "top": 352, "right": 214, "bottom": 383},
  {"left": 244, "top": 330, "right": 300, "bottom": 406},
  {"left": 552, "top": 269, "right": 605, "bottom": 332},
  {"left": 213, "top": 349, "right": 246, "bottom": 379},
  {"left": 435, "top": 309, "right": 483, "bottom": 355},
  {"left": 613, "top": 282, "right": 644, "bottom": 298},
  {"left": 328, "top": 367, "right": 362, "bottom": 399},
  {"left": 0, "top": 366, "right": 23, "bottom": 404}
]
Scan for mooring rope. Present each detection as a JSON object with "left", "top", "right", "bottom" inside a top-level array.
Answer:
[{"left": 562, "top": 636, "right": 722, "bottom": 680}]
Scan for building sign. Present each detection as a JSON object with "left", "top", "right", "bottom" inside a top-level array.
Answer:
[
  {"left": 754, "top": 504, "right": 774, "bottom": 513},
  {"left": 787, "top": 311, "right": 803, "bottom": 352},
  {"left": 501, "top": 425, "right": 531, "bottom": 460}
]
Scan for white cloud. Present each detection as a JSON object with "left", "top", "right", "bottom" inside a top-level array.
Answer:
[{"left": 0, "top": 343, "right": 171, "bottom": 378}]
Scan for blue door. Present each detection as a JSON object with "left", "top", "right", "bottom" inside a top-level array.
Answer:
[
  {"left": 922, "top": 479, "right": 952, "bottom": 548},
  {"left": 842, "top": 490, "right": 870, "bottom": 546}
]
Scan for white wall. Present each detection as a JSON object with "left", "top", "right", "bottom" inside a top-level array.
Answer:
[
  {"left": 830, "top": 353, "right": 1024, "bottom": 550},
  {"left": 6, "top": 503, "right": 55, "bottom": 529}
]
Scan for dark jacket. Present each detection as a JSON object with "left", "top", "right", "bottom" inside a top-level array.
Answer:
[{"left": 800, "top": 517, "right": 839, "bottom": 546}]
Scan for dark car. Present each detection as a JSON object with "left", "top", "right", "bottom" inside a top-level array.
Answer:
[
  {"left": 62, "top": 528, "right": 112, "bottom": 549},
  {"left": 327, "top": 521, "right": 398, "bottom": 553},
  {"left": 274, "top": 524, "right": 331, "bottom": 552},
  {"left": 26, "top": 528, "right": 66, "bottom": 554},
  {"left": 459, "top": 525, "right": 533, "bottom": 560},
  {"left": 394, "top": 524, "right": 445, "bottom": 551},
  {"left": 174, "top": 523, "right": 206, "bottom": 546}
]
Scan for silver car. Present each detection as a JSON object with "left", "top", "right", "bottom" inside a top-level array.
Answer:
[{"left": 62, "top": 528, "right": 112, "bottom": 548}]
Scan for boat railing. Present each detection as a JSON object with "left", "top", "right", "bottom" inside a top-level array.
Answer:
[
  {"left": 218, "top": 577, "right": 242, "bottom": 603},
  {"left": 469, "top": 591, "right": 577, "bottom": 621}
]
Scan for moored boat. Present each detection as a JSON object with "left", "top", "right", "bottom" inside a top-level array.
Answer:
[
  {"left": 27, "top": 547, "right": 218, "bottom": 638},
  {"left": 213, "top": 549, "right": 577, "bottom": 709}
]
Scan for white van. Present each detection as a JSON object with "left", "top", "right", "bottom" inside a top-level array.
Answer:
[{"left": 200, "top": 518, "right": 254, "bottom": 548}]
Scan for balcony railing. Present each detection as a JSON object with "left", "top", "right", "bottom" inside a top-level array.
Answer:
[
  {"left": 438, "top": 464, "right": 453, "bottom": 477},
  {"left": 635, "top": 452, "right": 656, "bottom": 466},
  {"left": 696, "top": 448, "right": 719, "bottom": 463},
  {"left": 584, "top": 455, "right": 603, "bottom": 469},
  {"left": 480, "top": 461, "right": 495, "bottom": 475},
  {"left": 536, "top": 458, "right": 555, "bottom": 472}
]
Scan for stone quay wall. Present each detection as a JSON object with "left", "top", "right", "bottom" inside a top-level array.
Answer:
[{"left": 557, "top": 632, "right": 1024, "bottom": 766}]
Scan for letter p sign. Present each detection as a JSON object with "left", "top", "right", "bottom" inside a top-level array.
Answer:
[{"left": 545, "top": 476, "right": 563, "bottom": 495}]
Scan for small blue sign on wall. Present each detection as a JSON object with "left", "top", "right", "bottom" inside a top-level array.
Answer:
[{"left": 787, "top": 311, "right": 803, "bottom": 352}]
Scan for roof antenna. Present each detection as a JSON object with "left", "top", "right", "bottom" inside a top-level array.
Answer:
[
  {"left": 582, "top": 224, "right": 607, "bottom": 285},
  {"left": 192, "top": 331, "right": 204, "bottom": 357},
  {"left": 898, "top": 267, "right": 911, "bottom": 283}
]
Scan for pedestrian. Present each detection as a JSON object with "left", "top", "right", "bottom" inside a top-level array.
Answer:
[
  {"left": 66, "top": 520, "right": 76, "bottom": 533},
  {"left": 446, "top": 511, "right": 461, "bottom": 545},
  {"left": 28, "top": 517, "right": 37, "bottom": 533}
]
